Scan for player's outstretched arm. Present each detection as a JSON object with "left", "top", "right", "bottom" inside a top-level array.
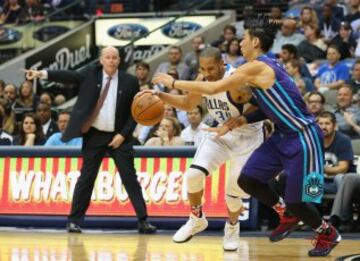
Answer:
[{"left": 152, "top": 61, "right": 274, "bottom": 95}]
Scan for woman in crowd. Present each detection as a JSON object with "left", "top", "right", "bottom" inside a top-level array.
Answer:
[{"left": 14, "top": 113, "right": 45, "bottom": 146}]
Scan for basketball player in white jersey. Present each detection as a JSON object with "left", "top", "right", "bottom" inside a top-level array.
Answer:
[{"left": 137, "top": 47, "right": 263, "bottom": 251}]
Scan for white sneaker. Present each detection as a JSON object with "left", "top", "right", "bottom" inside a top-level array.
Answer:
[
  {"left": 223, "top": 222, "right": 239, "bottom": 251},
  {"left": 172, "top": 213, "right": 208, "bottom": 243}
]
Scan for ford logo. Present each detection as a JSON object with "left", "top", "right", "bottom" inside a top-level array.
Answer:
[
  {"left": 161, "top": 21, "right": 201, "bottom": 39},
  {"left": 0, "top": 28, "right": 22, "bottom": 44},
  {"left": 33, "top": 26, "right": 69, "bottom": 42},
  {"left": 108, "top": 24, "right": 149, "bottom": 41}
]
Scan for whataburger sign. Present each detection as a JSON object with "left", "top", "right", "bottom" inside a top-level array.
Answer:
[{"left": 0, "top": 157, "right": 252, "bottom": 220}]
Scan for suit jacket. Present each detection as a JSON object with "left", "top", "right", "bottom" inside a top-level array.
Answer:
[
  {"left": 47, "top": 64, "right": 139, "bottom": 143},
  {"left": 45, "top": 119, "right": 59, "bottom": 138}
]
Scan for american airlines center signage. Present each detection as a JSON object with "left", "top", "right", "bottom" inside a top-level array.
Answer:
[
  {"left": 25, "top": 22, "right": 96, "bottom": 72},
  {"left": 95, "top": 16, "right": 216, "bottom": 46}
]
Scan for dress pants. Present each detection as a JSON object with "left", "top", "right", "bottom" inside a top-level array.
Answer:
[{"left": 68, "top": 127, "right": 147, "bottom": 224}]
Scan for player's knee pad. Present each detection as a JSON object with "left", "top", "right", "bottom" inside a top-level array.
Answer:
[
  {"left": 186, "top": 167, "right": 206, "bottom": 193},
  {"left": 225, "top": 194, "right": 243, "bottom": 212}
]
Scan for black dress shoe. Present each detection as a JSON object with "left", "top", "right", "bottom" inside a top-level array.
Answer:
[
  {"left": 67, "top": 222, "right": 82, "bottom": 233},
  {"left": 138, "top": 220, "right": 157, "bottom": 234}
]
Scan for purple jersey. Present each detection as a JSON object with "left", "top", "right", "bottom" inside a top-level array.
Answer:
[{"left": 252, "top": 55, "right": 316, "bottom": 134}]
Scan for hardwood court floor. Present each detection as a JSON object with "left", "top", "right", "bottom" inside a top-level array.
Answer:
[{"left": 0, "top": 230, "right": 358, "bottom": 261}]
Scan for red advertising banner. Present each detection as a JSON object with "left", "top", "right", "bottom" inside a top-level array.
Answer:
[{"left": 0, "top": 157, "right": 230, "bottom": 218}]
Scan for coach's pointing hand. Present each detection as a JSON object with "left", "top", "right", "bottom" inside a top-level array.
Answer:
[{"left": 22, "top": 69, "right": 43, "bottom": 80}]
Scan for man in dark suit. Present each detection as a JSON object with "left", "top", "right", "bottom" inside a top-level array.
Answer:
[
  {"left": 36, "top": 102, "right": 59, "bottom": 139},
  {"left": 24, "top": 46, "right": 156, "bottom": 234}
]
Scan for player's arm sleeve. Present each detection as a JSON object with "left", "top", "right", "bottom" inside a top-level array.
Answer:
[{"left": 244, "top": 109, "right": 268, "bottom": 123}]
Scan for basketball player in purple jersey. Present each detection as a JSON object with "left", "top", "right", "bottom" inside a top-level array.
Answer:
[{"left": 153, "top": 16, "right": 341, "bottom": 257}]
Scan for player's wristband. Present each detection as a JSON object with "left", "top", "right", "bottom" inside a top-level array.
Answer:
[{"left": 244, "top": 110, "right": 267, "bottom": 123}]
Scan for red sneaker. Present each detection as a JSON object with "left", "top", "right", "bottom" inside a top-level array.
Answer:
[
  {"left": 269, "top": 215, "right": 300, "bottom": 242},
  {"left": 308, "top": 225, "right": 341, "bottom": 257}
]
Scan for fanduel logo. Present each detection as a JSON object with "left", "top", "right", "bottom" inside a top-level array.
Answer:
[
  {"left": 108, "top": 24, "right": 149, "bottom": 40},
  {"left": 162, "top": 21, "right": 201, "bottom": 39}
]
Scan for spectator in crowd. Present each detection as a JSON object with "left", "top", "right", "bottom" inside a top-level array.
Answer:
[
  {"left": 0, "top": 98, "right": 17, "bottom": 135},
  {"left": 325, "top": 0, "right": 345, "bottom": 20},
  {"left": 298, "top": 6, "right": 319, "bottom": 34},
  {"left": 319, "top": 4, "right": 341, "bottom": 43},
  {"left": 18, "top": 0, "right": 45, "bottom": 24},
  {"left": 0, "top": 106, "right": 13, "bottom": 145},
  {"left": 317, "top": 111, "right": 355, "bottom": 194},
  {"left": 344, "top": 0, "right": 360, "bottom": 23},
  {"left": 306, "top": 91, "right": 325, "bottom": 117},
  {"left": 233, "top": 5, "right": 253, "bottom": 39},
  {"left": 144, "top": 116, "right": 184, "bottom": 146},
  {"left": 0, "top": 80, "right": 5, "bottom": 98},
  {"left": 3, "top": 83, "right": 17, "bottom": 108},
  {"left": 36, "top": 101, "right": 58, "bottom": 139},
  {"left": 211, "top": 24, "right": 237, "bottom": 53},
  {"left": 135, "top": 61, "right": 152, "bottom": 91},
  {"left": 269, "top": 6, "right": 283, "bottom": 25},
  {"left": 54, "top": 94, "right": 66, "bottom": 106},
  {"left": 329, "top": 173, "right": 360, "bottom": 231},
  {"left": 332, "top": 85, "right": 360, "bottom": 139},
  {"left": 155, "top": 46, "right": 190, "bottom": 82},
  {"left": 285, "top": 59, "right": 314, "bottom": 95},
  {"left": 168, "top": 88, "right": 189, "bottom": 128},
  {"left": 271, "top": 18, "right": 305, "bottom": 55},
  {"left": 184, "top": 36, "right": 204, "bottom": 80},
  {"left": 297, "top": 25, "right": 327, "bottom": 63},
  {"left": 330, "top": 21, "right": 357, "bottom": 59},
  {"left": 0, "top": 0, "right": 22, "bottom": 24},
  {"left": 40, "top": 92, "right": 52, "bottom": 106},
  {"left": 14, "top": 113, "right": 46, "bottom": 146},
  {"left": 45, "top": 111, "right": 82, "bottom": 146},
  {"left": 180, "top": 106, "right": 208, "bottom": 146},
  {"left": 314, "top": 45, "right": 350, "bottom": 92},
  {"left": 347, "top": 59, "right": 360, "bottom": 94},
  {"left": 279, "top": 44, "right": 312, "bottom": 79},
  {"left": 222, "top": 38, "right": 243, "bottom": 68},
  {"left": 14, "top": 80, "right": 39, "bottom": 121}
]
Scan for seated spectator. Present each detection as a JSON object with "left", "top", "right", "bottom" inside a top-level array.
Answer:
[
  {"left": 144, "top": 117, "right": 184, "bottom": 146},
  {"left": 332, "top": 85, "right": 360, "bottom": 139},
  {"left": 271, "top": 18, "right": 305, "bottom": 55},
  {"left": 0, "top": 106, "right": 13, "bottom": 145},
  {"left": 319, "top": 4, "right": 341, "bottom": 43},
  {"left": 330, "top": 21, "right": 357, "bottom": 59},
  {"left": 221, "top": 38, "right": 243, "bottom": 68},
  {"left": 306, "top": 91, "right": 325, "bottom": 117},
  {"left": 233, "top": 5, "right": 253, "bottom": 39},
  {"left": 14, "top": 80, "right": 39, "bottom": 122},
  {"left": 347, "top": 59, "right": 360, "bottom": 94},
  {"left": 0, "top": 0, "right": 22, "bottom": 24},
  {"left": 211, "top": 24, "right": 236, "bottom": 53},
  {"left": 3, "top": 83, "right": 17, "bottom": 108},
  {"left": 54, "top": 94, "right": 66, "bottom": 106},
  {"left": 326, "top": 0, "right": 345, "bottom": 20},
  {"left": 297, "top": 25, "right": 327, "bottom": 63},
  {"left": 181, "top": 106, "right": 208, "bottom": 146},
  {"left": 135, "top": 61, "right": 152, "bottom": 91},
  {"left": 285, "top": 59, "right": 314, "bottom": 95},
  {"left": 36, "top": 101, "right": 58, "bottom": 139},
  {"left": 17, "top": 0, "right": 45, "bottom": 24},
  {"left": 329, "top": 173, "right": 360, "bottom": 231},
  {"left": 155, "top": 46, "right": 190, "bottom": 83},
  {"left": 40, "top": 91, "right": 52, "bottom": 105},
  {"left": 45, "top": 111, "right": 82, "bottom": 146},
  {"left": 298, "top": 6, "right": 319, "bottom": 34},
  {"left": 314, "top": 45, "right": 350, "bottom": 92},
  {"left": 269, "top": 6, "right": 283, "bottom": 25},
  {"left": 279, "top": 44, "right": 312, "bottom": 79},
  {"left": 184, "top": 36, "right": 204, "bottom": 79},
  {"left": 167, "top": 88, "right": 189, "bottom": 127},
  {"left": 344, "top": 0, "right": 360, "bottom": 23},
  {"left": 0, "top": 98, "right": 18, "bottom": 135},
  {"left": 14, "top": 113, "right": 46, "bottom": 146},
  {"left": 317, "top": 111, "right": 355, "bottom": 194}
]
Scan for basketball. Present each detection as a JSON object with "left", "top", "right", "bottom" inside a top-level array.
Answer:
[{"left": 131, "top": 93, "right": 164, "bottom": 126}]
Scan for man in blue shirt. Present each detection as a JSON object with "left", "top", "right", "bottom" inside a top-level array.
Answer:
[{"left": 45, "top": 111, "right": 82, "bottom": 146}]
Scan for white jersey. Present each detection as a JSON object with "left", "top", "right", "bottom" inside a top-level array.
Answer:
[{"left": 202, "top": 64, "right": 262, "bottom": 135}]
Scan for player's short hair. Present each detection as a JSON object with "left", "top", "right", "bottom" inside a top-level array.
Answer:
[
  {"left": 317, "top": 111, "right": 336, "bottom": 124},
  {"left": 199, "top": 47, "right": 222, "bottom": 62},
  {"left": 244, "top": 15, "right": 277, "bottom": 52}
]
